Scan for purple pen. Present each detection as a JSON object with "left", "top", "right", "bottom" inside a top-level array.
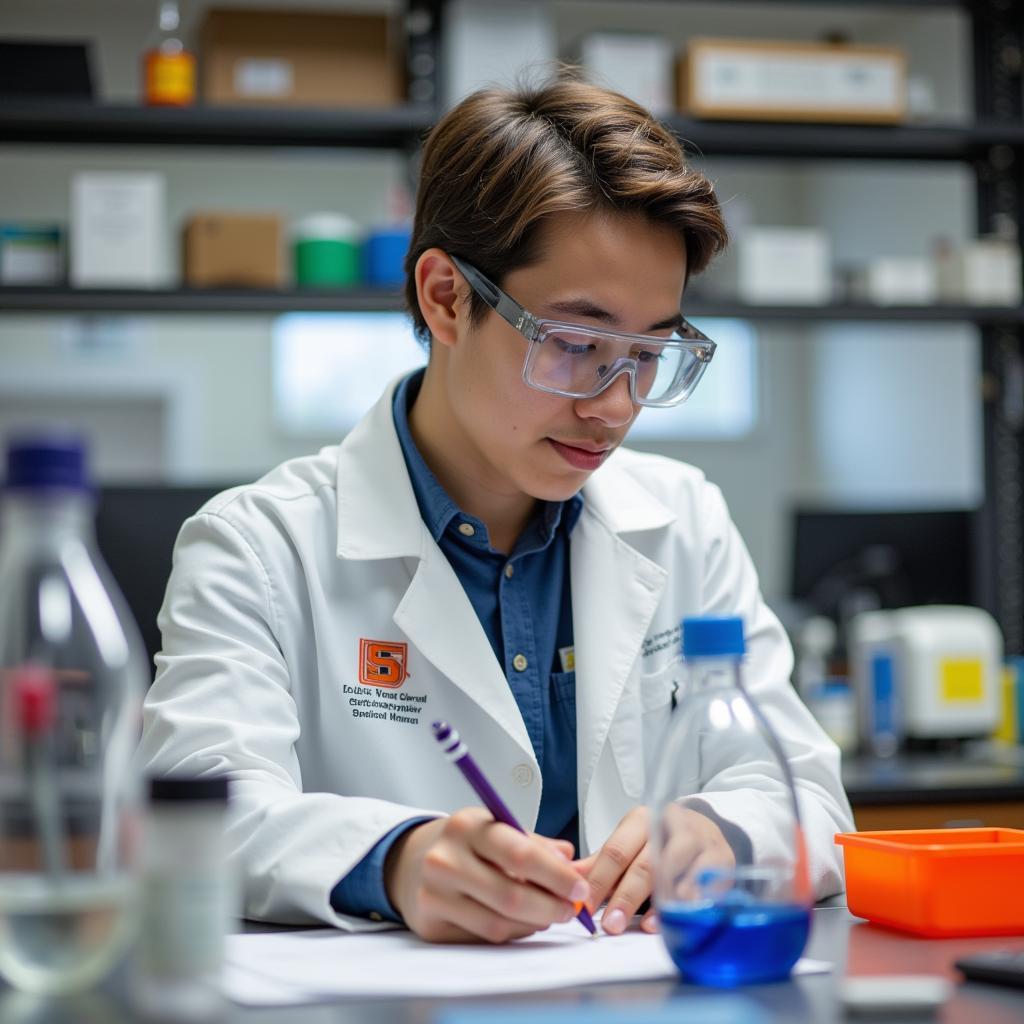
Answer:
[{"left": 432, "top": 719, "right": 596, "bottom": 936}]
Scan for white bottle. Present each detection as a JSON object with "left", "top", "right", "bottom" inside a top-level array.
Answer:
[{"left": 134, "top": 776, "right": 232, "bottom": 1021}]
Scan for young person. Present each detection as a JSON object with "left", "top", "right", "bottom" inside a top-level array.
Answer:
[{"left": 138, "top": 78, "right": 853, "bottom": 944}]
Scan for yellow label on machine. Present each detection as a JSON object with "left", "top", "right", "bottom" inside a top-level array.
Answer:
[
  {"left": 995, "top": 666, "right": 1019, "bottom": 743},
  {"left": 939, "top": 658, "right": 984, "bottom": 703}
]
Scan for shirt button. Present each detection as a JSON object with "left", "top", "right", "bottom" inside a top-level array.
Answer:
[
  {"left": 369, "top": 911, "right": 383, "bottom": 922},
  {"left": 512, "top": 653, "right": 528, "bottom": 672},
  {"left": 457, "top": 522, "right": 475, "bottom": 537},
  {"left": 504, "top": 563, "right": 514, "bottom": 579},
  {"left": 512, "top": 763, "right": 534, "bottom": 787}
]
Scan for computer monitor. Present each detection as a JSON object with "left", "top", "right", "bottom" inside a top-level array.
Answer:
[
  {"left": 96, "top": 485, "right": 230, "bottom": 676},
  {"left": 790, "top": 507, "right": 977, "bottom": 617}
]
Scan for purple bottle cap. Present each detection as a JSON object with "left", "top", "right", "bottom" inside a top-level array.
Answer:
[{"left": 5, "top": 434, "right": 89, "bottom": 492}]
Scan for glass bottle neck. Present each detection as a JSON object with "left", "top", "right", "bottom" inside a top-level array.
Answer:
[
  {"left": 685, "top": 656, "right": 745, "bottom": 692},
  {"left": 1, "top": 490, "right": 97, "bottom": 546}
]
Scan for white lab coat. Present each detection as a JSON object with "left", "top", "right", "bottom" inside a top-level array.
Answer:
[{"left": 138, "top": 380, "right": 854, "bottom": 931}]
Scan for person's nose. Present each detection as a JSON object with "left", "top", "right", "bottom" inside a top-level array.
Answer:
[{"left": 573, "top": 370, "right": 638, "bottom": 428}]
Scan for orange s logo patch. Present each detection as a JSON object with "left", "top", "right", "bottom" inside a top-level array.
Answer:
[{"left": 358, "top": 638, "right": 409, "bottom": 688}]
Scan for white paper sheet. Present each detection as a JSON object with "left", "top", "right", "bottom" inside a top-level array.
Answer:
[{"left": 223, "top": 922, "right": 831, "bottom": 1006}]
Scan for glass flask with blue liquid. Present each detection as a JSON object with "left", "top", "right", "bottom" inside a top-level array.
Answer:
[{"left": 648, "top": 616, "right": 812, "bottom": 987}]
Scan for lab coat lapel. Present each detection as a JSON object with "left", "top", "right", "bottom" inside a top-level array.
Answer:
[
  {"left": 573, "top": 461, "right": 672, "bottom": 813},
  {"left": 395, "top": 542, "right": 534, "bottom": 760},
  {"left": 335, "top": 380, "right": 535, "bottom": 761}
]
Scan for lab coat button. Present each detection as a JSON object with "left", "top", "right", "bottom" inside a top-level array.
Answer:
[
  {"left": 458, "top": 522, "right": 476, "bottom": 537},
  {"left": 512, "top": 653, "right": 528, "bottom": 672},
  {"left": 512, "top": 764, "right": 533, "bottom": 787}
]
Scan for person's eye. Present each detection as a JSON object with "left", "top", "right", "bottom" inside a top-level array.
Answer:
[
  {"left": 553, "top": 336, "right": 594, "bottom": 355},
  {"left": 633, "top": 348, "right": 666, "bottom": 364}
]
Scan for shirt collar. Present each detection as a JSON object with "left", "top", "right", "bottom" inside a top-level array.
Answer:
[{"left": 392, "top": 369, "right": 583, "bottom": 549}]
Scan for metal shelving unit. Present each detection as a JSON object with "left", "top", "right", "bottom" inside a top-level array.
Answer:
[{"left": 2, "top": 0, "right": 1023, "bottom": 647}]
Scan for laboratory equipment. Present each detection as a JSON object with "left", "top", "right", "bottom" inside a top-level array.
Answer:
[{"left": 648, "top": 616, "right": 812, "bottom": 987}]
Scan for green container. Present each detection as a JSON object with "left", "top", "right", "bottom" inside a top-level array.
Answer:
[{"left": 293, "top": 214, "right": 361, "bottom": 287}]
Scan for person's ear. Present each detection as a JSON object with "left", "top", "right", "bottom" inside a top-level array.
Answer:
[{"left": 415, "top": 248, "right": 463, "bottom": 349}]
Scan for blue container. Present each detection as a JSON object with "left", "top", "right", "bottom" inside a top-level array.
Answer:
[
  {"left": 363, "top": 226, "right": 411, "bottom": 288},
  {"left": 660, "top": 899, "right": 811, "bottom": 987}
]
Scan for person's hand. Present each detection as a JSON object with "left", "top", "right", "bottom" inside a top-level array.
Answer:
[
  {"left": 383, "top": 808, "right": 590, "bottom": 944},
  {"left": 575, "top": 805, "right": 735, "bottom": 936}
]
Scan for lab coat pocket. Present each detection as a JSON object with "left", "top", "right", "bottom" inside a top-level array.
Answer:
[{"left": 608, "top": 661, "right": 680, "bottom": 800}]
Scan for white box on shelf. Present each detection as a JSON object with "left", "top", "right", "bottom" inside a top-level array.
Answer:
[
  {"left": 858, "top": 256, "right": 937, "bottom": 306},
  {"left": 713, "top": 227, "right": 832, "bottom": 305},
  {"left": 578, "top": 33, "right": 674, "bottom": 117},
  {"left": 70, "top": 172, "right": 168, "bottom": 288},
  {"left": 441, "top": 1, "right": 556, "bottom": 108},
  {"left": 936, "top": 238, "right": 1022, "bottom": 306}
]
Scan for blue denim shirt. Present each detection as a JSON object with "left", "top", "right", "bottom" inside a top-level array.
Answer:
[{"left": 331, "top": 371, "right": 583, "bottom": 921}]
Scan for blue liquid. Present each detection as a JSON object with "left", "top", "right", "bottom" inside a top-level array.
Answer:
[{"left": 660, "top": 901, "right": 810, "bottom": 987}]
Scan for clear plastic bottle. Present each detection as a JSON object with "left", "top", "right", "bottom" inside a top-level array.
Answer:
[
  {"left": 648, "top": 616, "right": 812, "bottom": 987},
  {"left": 0, "top": 435, "right": 147, "bottom": 994}
]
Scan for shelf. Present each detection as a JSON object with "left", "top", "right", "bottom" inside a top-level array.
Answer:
[
  {"left": 685, "top": 300, "right": 1024, "bottom": 324},
  {"left": 668, "top": 117, "right": 1024, "bottom": 161},
  {"left": 3, "top": 287, "right": 1022, "bottom": 324},
  {"left": 0, "top": 287, "right": 408, "bottom": 314},
  {"left": 3, "top": 102, "right": 1023, "bottom": 161},
  {"left": 0, "top": 101, "right": 437, "bottom": 149}
]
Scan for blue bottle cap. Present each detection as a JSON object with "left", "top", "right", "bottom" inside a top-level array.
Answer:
[
  {"left": 682, "top": 616, "right": 746, "bottom": 659},
  {"left": 5, "top": 435, "right": 89, "bottom": 492}
]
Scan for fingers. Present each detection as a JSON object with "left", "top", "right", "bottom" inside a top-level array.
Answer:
[
  {"left": 418, "top": 891, "right": 546, "bottom": 945},
  {"left": 473, "top": 823, "right": 589, "bottom": 907},
  {"left": 431, "top": 841, "right": 577, "bottom": 930},
  {"left": 388, "top": 808, "right": 589, "bottom": 945},
  {"left": 600, "top": 839, "right": 654, "bottom": 935},
  {"left": 533, "top": 834, "right": 576, "bottom": 864},
  {"left": 584, "top": 806, "right": 649, "bottom": 919}
]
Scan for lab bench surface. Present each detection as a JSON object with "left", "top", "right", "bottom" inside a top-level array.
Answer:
[
  {"left": 843, "top": 749, "right": 1024, "bottom": 830},
  {"left": 3, "top": 900, "right": 1023, "bottom": 1023}
]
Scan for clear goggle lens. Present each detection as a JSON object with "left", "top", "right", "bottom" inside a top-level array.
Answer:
[{"left": 524, "top": 323, "right": 715, "bottom": 407}]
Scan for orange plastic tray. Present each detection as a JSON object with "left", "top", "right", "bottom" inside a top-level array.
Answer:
[{"left": 835, "top": 827, "right": 1024, "bottom": 937}]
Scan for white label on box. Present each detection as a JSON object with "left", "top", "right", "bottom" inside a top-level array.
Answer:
[
  {"left": 234, "top": 58, "right": 294, "bottom": 99},
  {"left": 696, "top": 51, "right": 901, "bottom": 112}
]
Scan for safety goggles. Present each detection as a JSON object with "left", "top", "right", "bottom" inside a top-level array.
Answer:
[{"left": 451, "top": 255, "right": 715, "bottom": 408}]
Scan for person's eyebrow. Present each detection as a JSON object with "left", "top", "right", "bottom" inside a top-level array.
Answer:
[{"left": 542, "top": 298, "right": 684, "bottom": 333}]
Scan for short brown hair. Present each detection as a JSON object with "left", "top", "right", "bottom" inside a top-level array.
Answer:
[{"left": 405, "top": 77, "right": 728, "bottom": 344}]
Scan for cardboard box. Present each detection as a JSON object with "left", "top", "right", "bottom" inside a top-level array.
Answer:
[
  {"left": 183, "top": 212, "right": 283, "bottom": 288},
  {"left": 200, "top": 8, "right": 404, "bottom": 108},
  {"left": 71, "top": 172, "right": 167, "bottom": 288},
  {"left": 579, "top": 33, "right": 674, "bottom": 117},
  {"left": 679, "top": 38, "right": 907, "bottom": 123}
]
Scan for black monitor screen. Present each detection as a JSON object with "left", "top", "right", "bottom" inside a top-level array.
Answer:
[
  {"left": 96, "top": 485, "right": 229, "bottom": 676},
  {"left": 791, "top": 507, "right": 976, "bottom": 616}
]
